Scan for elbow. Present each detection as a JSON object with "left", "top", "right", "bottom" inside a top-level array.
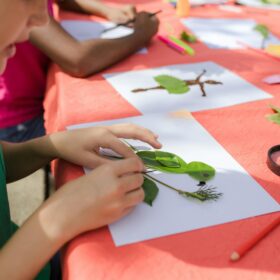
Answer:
[
  {"left": 59, "top": 45, "right": 103, "bottom": 78},
  {"left": 59, "top": 39, "right": 123, "bottom": 78},
  {"left": 60, "top": 60, "right": 96, "bottom": 78}
]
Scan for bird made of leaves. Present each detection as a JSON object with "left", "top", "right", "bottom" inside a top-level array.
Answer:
[{"left": 130, "top": 143, "right": 222, "bottom": 206}]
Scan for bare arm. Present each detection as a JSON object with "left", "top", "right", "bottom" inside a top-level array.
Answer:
[
  {"left": 0, "top": 196, "right": 67, "bottom": 280},
  {"left": 30, "top": 13, "right": 159, "bottom": 77},
  {"left": 56, "top": 0, "right": 136, "bottom": 23},
  {"left": 2, "top": 137, "right": 56, "bottom": 183},
  {"left": 0, "top": 158, "right": 145, "bottom": 279},
  {"left": 2, "top": 124, "right": 161, "bottom": 183},
  {"left": 0, "top": 124, "right": 161, "bottom": 278}
]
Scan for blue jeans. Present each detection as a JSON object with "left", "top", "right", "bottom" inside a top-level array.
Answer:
[
  {"left": 50, "top": 252, "right": 62, "bottom": 280},
  {"left": 0, "top": 115, "right": 45, "bottom": 142}
]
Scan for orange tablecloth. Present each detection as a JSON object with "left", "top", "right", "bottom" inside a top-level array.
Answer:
[{"left": 44, "top": 1, "right": 280, "bottom": 279}]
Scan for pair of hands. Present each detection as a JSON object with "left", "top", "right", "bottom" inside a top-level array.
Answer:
[
  {"left": 105, "top": 5, "right": 159, "bottom": 45},
  {"left": 47, "top": 123, "right": 161, "bottom": 239}
]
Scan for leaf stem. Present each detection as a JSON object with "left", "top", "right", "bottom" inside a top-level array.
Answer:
[
  {"left": 144, "top": 173, "right": 181, "bottom": 192},
  {"left": 144, "top": 173, "right": 222, "bottom": 202}
]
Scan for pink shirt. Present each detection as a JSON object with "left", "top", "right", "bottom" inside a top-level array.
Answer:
[{"left": 0, "top": 0, "right": 53, "bottom": 128}]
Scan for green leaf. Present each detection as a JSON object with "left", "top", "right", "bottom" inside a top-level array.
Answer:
[
  {"left": 254, "top": 24, "right": 269, "bottom": 39},
  {"left": 154, "top": 75, "right": 189, "bottom": 94},
  {"left": 180, "top": 31, "right": 197, "bottom": 43},
  {"left": 137, "top": 150, "right": 189, "bottom": 173},
  {"left": 185, "top": 161, "right": 216, "bottom": 182},
  {"left": 266, "top": 113, "right": 280, "bottom": 124},
  {"left": 142, "top": 177, "right": 159, "bottom": 206},
  {"left": 269, "top": 104, "right": 280, "bottom": 113},
  {"left": 154, "top": 151, "right": 181, "bottom": 167}
]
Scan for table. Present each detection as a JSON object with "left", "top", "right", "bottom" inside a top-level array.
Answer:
[{"left": 44, "top": 1, "right": 280, "bottom": 279}]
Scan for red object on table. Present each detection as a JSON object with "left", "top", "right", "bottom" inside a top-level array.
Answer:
[
  {"left": 44, "top": 1, "right": 280, "bottom": 279},
  {"left": 231, "top": 215, "right": 280, "bottom": 261}
]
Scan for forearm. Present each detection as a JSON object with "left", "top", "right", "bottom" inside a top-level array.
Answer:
[
  {"left": 0, "top": 196, "right": 69, "bottom": 280},
  {"left": 57, "top": 0, "right": 111, "bottom": 18},
  {"left": 30, "top": 14, "right": 158, "bottom": 77},
  {"left": 31, "top": 23, "right": 147, "bottom": 77},
  {"left": 1, "top": 136, "right": 57, "bottom": 182},
  {"left": 71, "top": 34, "right": 146, "bottom": 76}
]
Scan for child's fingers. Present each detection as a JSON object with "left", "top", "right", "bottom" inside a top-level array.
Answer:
[
  {"left": 110, "top": 158, "right": 144, "bottom": 177},
  {"left": 119, "top": 173, "right": 144, "bottom": 192},
  {"left": 82, "top": 151, "right": 112, "bottom": 168},
  {"left": 108, "top": 123, "right": 162, "bottom": 149},
  {"left": 123, "top": 187, "right": 145, "bottom": 208},
  {"left": 125, "top": 5, "right": 136, "bottom": 19},
  {"left": 101, "top": 133, "right": 138, "bottom": 159}
]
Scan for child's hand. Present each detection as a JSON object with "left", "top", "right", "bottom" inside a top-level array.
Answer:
[
  {"left": 133, "top": 12, "right": 159, "bottom": 44},
  {"left": 50, "top": 123, "right": 162, "bottom": 168},
  {"left": 105, "top": 5, "right": 136, "bottom": 24},
  {"left": 50, "top": 158, "right": 145, "bottom": 238}
]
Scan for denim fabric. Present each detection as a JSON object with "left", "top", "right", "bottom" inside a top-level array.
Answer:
[
  {"left": 50, "top": 252, "right": 62, "bottom": 280},
  {"left": 0, "top": 115, "right": 45, "bottom": 142}
]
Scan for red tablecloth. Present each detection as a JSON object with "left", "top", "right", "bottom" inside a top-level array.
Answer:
[{"left": 44, "top": 1, "right": 280, "bottom": 279}]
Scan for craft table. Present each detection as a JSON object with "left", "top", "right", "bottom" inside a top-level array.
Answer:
[{"left": 44, "top": 1, "right": 280, "bottom": 279}]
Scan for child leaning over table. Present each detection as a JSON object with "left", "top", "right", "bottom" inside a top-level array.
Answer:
[
  {"left": 0, "top": 0, "right": 159, "bottom": 143},
  {"left": 0, "top": 1, "right": 162, "bottom": 279}
]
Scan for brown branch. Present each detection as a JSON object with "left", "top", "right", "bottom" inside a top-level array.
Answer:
[
  {"left": 204, "top": 80, "right": 223, "bottom": 85},
  {"left": 131, "top": 70, "right": 222, "bottom": 97},
  {"left": 132, "top": 86, "right": 163, "bottom": 93},
  {"left": 196, "top": 69, "right": 207, "bottom": 82},
  {"left": 199, "top": 83, "right": 207, "bottom": 97}
]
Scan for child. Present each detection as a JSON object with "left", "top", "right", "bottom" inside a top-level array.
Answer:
[
  {"left": 0, "top": 1, "right": 162, "bottom": 279},
  {"left": 0, "top": 0, "right": 159, "bottom": 142}
]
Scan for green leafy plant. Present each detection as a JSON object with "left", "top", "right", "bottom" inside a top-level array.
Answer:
[
  {"left": 253, "top": 24, "right": 270, "bottom": 49},
  {"left": 266, "top": 104, "right": 280, "bottom": 124},
  {"left": 120, "top": 142, "right": 222, "bottom": 206},
  {"left": 180, "top": 31, "right": 197, "bottom": 43},
  {"left": 132, "top": 70, "right": 222, "bottom": 97}
]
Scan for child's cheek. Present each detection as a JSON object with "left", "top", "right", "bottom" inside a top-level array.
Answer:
[{"left": 0, "top": 54, "right": 8, "bottom": 75}]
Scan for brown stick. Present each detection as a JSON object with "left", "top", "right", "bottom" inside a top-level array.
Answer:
[{"left": 131, "top": 70, "right": 222, "bottom": 97}]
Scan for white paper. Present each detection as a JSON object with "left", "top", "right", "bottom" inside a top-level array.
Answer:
[
  {"left": 60, "top": 20, "right": 147, "bottom": 54},
  {"left": 68, "top": 113, "right": 280, "bottom": 246},
  {"left": 190, "top": 0, "right": 228, "bottom": 6},
  {"left": 263, "top": 74, "right": 280, "bottom": 84},
  {"left": 181, "top": 18, "right": 280, "bottom": 49},
  {"left": 103, "top": 61, "right": 271, "bottom": 114},
  {"left": 236, "top": 0, "right": 280, "bottom": 10}
]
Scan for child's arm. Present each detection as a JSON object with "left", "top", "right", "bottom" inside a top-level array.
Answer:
[
  {"left": 29, "top": 12, "right": 159, "bottom": 78},
  {"left": 0, "top": 158, "right": 145, "bottom": 279},
  {"left": 57, "top": 0, "right": 136, "bottom": 24},
  {"left": 2, "top": 123, "right": 161, "bottom": 182}
]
